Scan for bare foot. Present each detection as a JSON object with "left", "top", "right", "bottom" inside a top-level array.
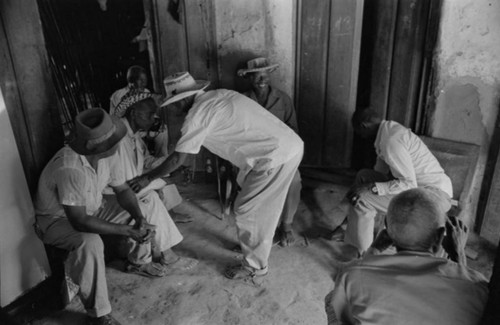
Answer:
[
  {"left": 280, "top": 230, "right": 295, "bottom": 247},
  {"left": 161, "top": 256, "right": 198, "bottom": 271}
]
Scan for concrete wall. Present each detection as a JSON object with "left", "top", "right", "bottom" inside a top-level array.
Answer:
[
  {"left": 214, "top": 0, "right": 296, "bottom": 96},
  {"left": 0, "top": 87, "right": 51, "bottom": 307},
  {"left": 429, "top": 0, "right": 500, "bottom": 226}
]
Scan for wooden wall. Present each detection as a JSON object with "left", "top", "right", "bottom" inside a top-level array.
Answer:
[
  {"left": 0, "top": 0, "right": 63, "bottom": 195},
  {"left": 296, "top": 0, "right": 364, "bottom": 167}
]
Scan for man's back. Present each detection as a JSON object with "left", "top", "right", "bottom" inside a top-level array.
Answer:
[
  {"left": 330, "top": 252, "right": 488, "bottom": 325},
  {"left": 176, "top": 89, "right": 303, "bottom": 173}
]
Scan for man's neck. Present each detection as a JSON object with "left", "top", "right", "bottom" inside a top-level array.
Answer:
[
  {"left": 126, "top": 116, "right": 139, "bottom": 134},
  {"left": 85, "top": 155, "right": 99, "bottom": 170}
]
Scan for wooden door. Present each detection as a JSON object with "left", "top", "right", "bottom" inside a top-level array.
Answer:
[{"left": 296, "top": 0, "right": 364, "bottom": 167}]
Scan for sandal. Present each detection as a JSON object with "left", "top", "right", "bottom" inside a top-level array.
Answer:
[
  {"left": 161, "top": 256, "right": 198, "bottom": 271},
  {"left": 224, "top": 264, "right": 268, "bottom": 280},
  {"left": 126, "top": 262, "right": 167, "bottom": 278}
]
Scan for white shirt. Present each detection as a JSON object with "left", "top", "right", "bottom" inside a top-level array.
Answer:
[
  {"left": 329, "top": 252, "right": 488, "bottom": 325},
  {"left": 102, "top": 118, "right": 166, "bottom": 195},
  {"left": 35, "top": 146, "right": 126, "bottom": 217},
  {"left": 176, "top": 90, "right": 303, "bottom": 180},
  {"left": 373, "top": 120, "right": 453, "bottom": 197}
]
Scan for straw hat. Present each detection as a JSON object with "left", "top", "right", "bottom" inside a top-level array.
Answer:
[
  {"left": 237, "top": 57, "right": 279, "bottom": 77},
  {"left": 114, "top": 90, "right": 155, "bottom": 117},
  {"left": 160, "top": 72, "right": 210, "bottom": 107},
  {"left": 68, "top": 108, "right": 126, "bottom": 155}
]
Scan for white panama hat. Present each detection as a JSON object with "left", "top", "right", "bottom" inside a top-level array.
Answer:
[{"left": 160, "top": 72, "right": 210, "bottom": 107}]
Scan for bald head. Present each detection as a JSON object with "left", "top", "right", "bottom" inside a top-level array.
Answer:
[{"left": 387, "top": 188, "right": 446, "bottom": 252}]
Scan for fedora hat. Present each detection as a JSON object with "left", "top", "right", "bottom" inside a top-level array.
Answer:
[
  {"left": 160, "top": 72, "right": 210, "bottom": 107},
  {"left": 114, "top": 90, "right": 155, "bottom": 117},
  {"left": 69, "top": 108, "right": 127, "bottom": 155},
  {"left": 237, "top": 57, "right": 279, "bottom": 77}
]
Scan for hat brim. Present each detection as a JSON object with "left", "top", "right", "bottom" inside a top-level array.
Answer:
[
  {"left": 237, "top": 64, "right": 279, "bottom": 77},
  {"left": 69, "top": 116, "right": 127, "bottom": 155},
  {"left": 160, "top": 80, "right": 210, "bottom": 107}
]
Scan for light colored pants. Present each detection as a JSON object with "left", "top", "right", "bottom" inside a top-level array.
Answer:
[
  {"left": 344, "top": 169, "right": 451, "bottom": 253},
  {"left": 35, "top": 191, "right": 182, "bottom": 318},
  {"left": 280, "top": 170, "right": 302, "bottom": 226},
  {"left": 234, "top": 152, "right": 303, "bottom": 271}
]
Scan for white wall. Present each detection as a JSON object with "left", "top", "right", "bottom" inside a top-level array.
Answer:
[
  {"left": 0, "top": 88, "right": 50, "bottom": 307},
  {"left": 429, "top": 0, "right": 500, "bottom": 226},
  {"left": 214, "top": 0, "right": 296, "bottom": 96}
]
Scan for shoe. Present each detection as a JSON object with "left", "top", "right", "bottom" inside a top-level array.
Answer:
[
  {"left": 224, "top": 264, "right": 268, "bottom": 281},
  {"left": 125, "top": 261, "right": 167, "bottom": 278},
  {"left": 87, "top": 314, "right": 121, "bottom": 325},
  {"left": 161, "top": 256, "right": 198, "bottom": 272}
]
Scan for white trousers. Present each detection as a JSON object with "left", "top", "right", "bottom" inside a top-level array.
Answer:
[
  {"left": 35, "top": 190, "right": 182, "bottom": 318},
  {"left": 234, "top": 152, "right": 303, "bottom": 270}
]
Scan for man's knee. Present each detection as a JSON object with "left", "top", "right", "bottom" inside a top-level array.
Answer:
[
  {"left": 355, "top": 169, "right": 378, "bottom": 185},
  {"left": 75, "top": 233, "right": 104, "bottom": 256}
]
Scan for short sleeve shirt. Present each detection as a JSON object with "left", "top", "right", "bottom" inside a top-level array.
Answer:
[
  {"left": 35, "top": 146, "right": 126, "bottom": 217},
  {"left": 175, "top": 89, "right": 303, "bottom": 174}
]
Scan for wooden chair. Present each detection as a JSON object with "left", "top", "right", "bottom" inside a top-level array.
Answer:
[{"left": 420, "top": 136, "right": 480, "bottom": 220}]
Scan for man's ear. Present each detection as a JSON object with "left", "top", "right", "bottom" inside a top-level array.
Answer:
[{"left": 432, "top": 226, "right": 446, "bottom": 253}]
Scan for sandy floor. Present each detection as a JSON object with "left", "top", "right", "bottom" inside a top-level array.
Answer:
[{"left": 24, "top": 179, "right": 495, "bottom": 325}]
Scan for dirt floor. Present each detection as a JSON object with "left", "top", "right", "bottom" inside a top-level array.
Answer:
[{"left": 14, "top": 178, "right": 497, "bottom": 325}]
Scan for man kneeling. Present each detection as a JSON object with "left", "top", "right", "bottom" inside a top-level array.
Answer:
[{"left": 326, "top": 188, "right": 488, "bottom": 325}]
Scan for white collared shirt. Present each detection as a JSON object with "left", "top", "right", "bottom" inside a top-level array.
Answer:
[
  {"left": 35, "top": 146, "right": 126, "bottom": 217},
  {"left": 175, "top": 89, "right": 303, "bottom": 179},
  {"left": 373, "top": 120, "right": 453, "bottom": 197}
]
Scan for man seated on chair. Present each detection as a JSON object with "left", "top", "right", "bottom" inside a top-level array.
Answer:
[
  {"left": 327, "top": 108, "right": 453, "bottom": 256},
  {"left": 34, "top": 109, "right": 194, "bottom": 325},
  {"left": 127, "top": 71, "right": 303, "bottom": 282},
  {"left": 113, "top": 91, "right": 193, "bottom": 223},
  {"left": 110, "top": 65, "right": 150, "bottom": 115},
  {"left": 325, "top": 188, "right": 488, "bottom": 325},
  {"left": 238, "top": 57, "right": 302, "bottom": 247}
]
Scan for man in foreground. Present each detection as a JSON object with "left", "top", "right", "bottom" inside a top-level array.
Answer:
[
  {"left": 128, "top": 71, "right": 303, "bottom": 281},
  {"left": 35, "top": 109, "right": 168, "bottom": 325},
  {"left": 238, "top": 57, "right": 302, "bottom": 247},
  {"left": 326, "top": 188, "right": 488, "bottom": 325},
  {"left": 328, "top": 108, "right": 453, "bottom": 255}
]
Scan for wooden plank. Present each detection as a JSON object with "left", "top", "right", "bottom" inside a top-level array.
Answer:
[
  {"left": 323, "top": 0, "right": 364, "bottom": 167},
  {"left": 357, "top": 0, "right": 398, "bottom": 117},
  {"left": 153, "top": 0, "right": 189, "bottom": 81},
  {"left": 183, "top": 0, "right": 219, "bottom": 87},
  {"left": 481, "top": 159, "right": 500, "bottom": 245},
  {"left": 387, "top": 0, "right": 430, "bottom": 127},
  {"left": 297, "top": 0, "right": 330, "bottom": 166},
  {"left": 0, "top": 0, "right": 63, "bottom": 194}
]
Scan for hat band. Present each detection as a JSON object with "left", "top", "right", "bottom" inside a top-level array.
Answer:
[{"left": 85, "top": 125, "right": 116, "bottom": 149}]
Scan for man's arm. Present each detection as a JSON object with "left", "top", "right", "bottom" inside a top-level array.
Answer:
[
  {"left": 128, "top": 151, "right": 189, "bottom": 193},
  {"left": 375, "top": 139, "right": 418, "bottom": 196},
  {"left": 63, "top": 204, "right": 150, "bottom": 242}
]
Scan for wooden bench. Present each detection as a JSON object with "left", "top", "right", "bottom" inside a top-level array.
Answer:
[{"left": 420, "top": 136, "right": 480, "bottom": 221}]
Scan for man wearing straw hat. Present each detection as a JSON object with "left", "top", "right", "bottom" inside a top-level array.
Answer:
[
  {"left": 34, "top": 109, "right": 170, "bottom": 325},
  {"left": 128, "top": 72, "right": 304, "bottom": 281},
  {"left": 238, "top": 57, "right": 301, "bottom": 247}
]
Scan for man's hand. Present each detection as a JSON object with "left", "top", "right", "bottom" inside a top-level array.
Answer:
[
  {"left": 127, "top": 174, "right": 151, "bottom": 193},
  {"left": 127, "top": 217, "right": 156, "bottom": 243},
  {"left": 442, "top": 216, "right": 468, "bottom": 265},
  {"left": 345, "top": 183, "right": 375, "bottom": 206},
  {"left": 366, "top": 229, "right": 393, "bottom": 255}
]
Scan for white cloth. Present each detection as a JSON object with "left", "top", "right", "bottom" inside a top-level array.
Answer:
[
  {"left": 35, "top": 146, "right": 125, "bottom": 217},
  {"left": 175, "top": 89, "right": 303, "bottom": 185},
  {"left": 373, "top": 120, "right": 453, "bottom": 197},
  {"left": 109, "top": 86, "right": 150, "bottom": 115},
  {"left": 327, "top": 251, "right": 488, "bottom": 325},
  {"left": 106, "top": 118, "right": 183, "bottom": 251}
]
